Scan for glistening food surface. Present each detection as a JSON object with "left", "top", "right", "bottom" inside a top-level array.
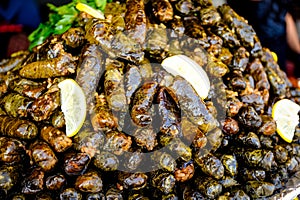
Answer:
[{"left": 0, "top": 0, "right": 300, "bottom": 199}]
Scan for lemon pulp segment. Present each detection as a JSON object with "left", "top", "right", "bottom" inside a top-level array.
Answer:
[
  {"left": 161, "top": 55, "right": 210, "bottom": 100},
  {"left": 58, "top": 79, "right": 87, "bottom": 137}
]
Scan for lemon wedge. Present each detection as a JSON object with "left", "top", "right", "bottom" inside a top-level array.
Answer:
[
  {"left": 271, "top": 51, "right": 278, "bottom": 63},
  {"left": 58, "top": 79, "right": 87, "bottom": 137},
  {"left": 161, "top": 55, "right": 210, "bottom": 99},
  {"left": 76, "top": 3, "right": 105, "bottom": 19},
  {"left": 272, "top": 99, "right": 300, "bottom": 143}
]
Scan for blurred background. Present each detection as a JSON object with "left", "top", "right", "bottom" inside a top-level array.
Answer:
[
  {"left": 0, "top": 0, "right": 71, "bottom": 59},
  {"left": 39, "top": 0, "right": 71, "bottom": 21}
]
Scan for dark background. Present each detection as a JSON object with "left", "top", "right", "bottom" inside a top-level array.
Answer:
[
  {"left": 38, "top": 0, "right": 71, "bottom": 22},
  {"left": 289, "top": 0, "right": 300, "bottom": 22}
]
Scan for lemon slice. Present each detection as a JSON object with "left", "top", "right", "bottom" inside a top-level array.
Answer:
[
  {"left": 161, "top": 55, "right": 210, "bottom": 99},
  {"left": 272, "top": 99, "right": 300, "bottom": 143},
  {"left": 76, "top": 3, "right": 105, "bottom": 19},
  {"left": 58, "top": 79, "right": 87, "bottom": 137}
]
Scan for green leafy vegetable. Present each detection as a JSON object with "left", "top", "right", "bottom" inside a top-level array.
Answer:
[{"left": 28, "top": 0, "right": 109, "bottom": 50}]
